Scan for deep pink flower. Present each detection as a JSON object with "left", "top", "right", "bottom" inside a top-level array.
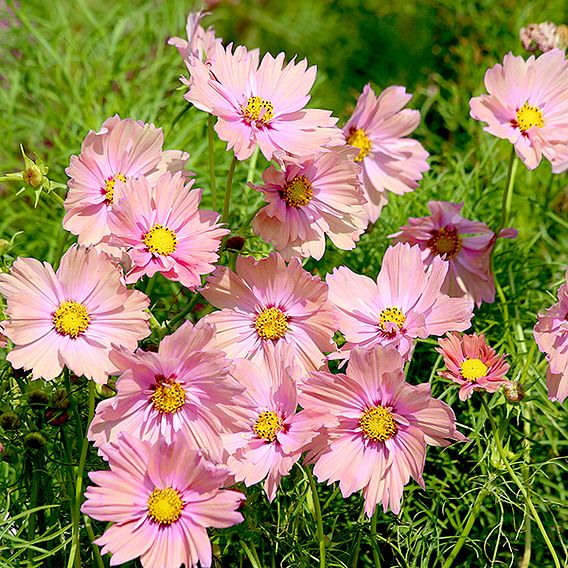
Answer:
[
  {"left": 185, "top": 43, "right": 343, "bottom": 160},
  {"left": 343, "top": 84, "right": 429, "bottom": 224},
  {"left": 436, "top": 333, "right": 510, "bottom": 401},
  {"left": 223, "top": 344, "right": 333, "bottom": 501},
  {"left": 251, "top": 147, "right": 367, "bottom": 260},
  {"left": 299, "top": 345, "right": 465, "bottom": 516},
  {"left": 0, "top": 246, "right": 150, "bottom": 383},
  {"left": 469, "top": 49, "right": 568, "bottom": 172},
  {"left": 389, "top": 201, "right": 518, "bottom": 307},
  {"left": 88, "top": 321, "right": 251, "bottom": 462},
  {"left": 326, "top": 243, "right": 473, "bottom": 361},
  {"left": 64, "top": 115, "right": 189, "bottom": 246},
  {"left": 200, "top": 252, "right": 337, "bottom": 374},
  {"left": 82, "top": 432, "right": 244, "bottom": 568},
  {"left": 108, "top": 172, "right": 228, "bottom": 289},
  {"left": 168, "top": 10, "right": 222, "bottom": 64},
  {"left": 534, "top": 269, "right": 568, "bottom": 403}
]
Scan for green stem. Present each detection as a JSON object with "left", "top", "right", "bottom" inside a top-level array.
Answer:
[
  {"left": 520, "top": 406, "right": 532, "bottom": 568},
  {"left": 499, "top": 146, "right": 518, "bottom": 232},
  {"left": 241, "top": 541, "right": 262, "bottom": 568},
  {"left": 167, "top": 292, "right": 201, "bottom": 330},
  {"left": 222, "top": 155, "right": 237, "bottom": 225},
  {"left": 246, "top": 146, "right": 260, "bottom": 183},
  {"left": 480, "top": 397, "right": 560, "bottom": 568},
  {"left": 306, "top": 467, "right": 326, "bottom": 568},
  {"left": 145, "top": 273, "right": 157, "bottom": 297},
  {"left": 47, "top": 190, "right": 65, "bottom": 207},
  {"left": 208, "top": 114, "right": 218, "bottom": 210},
  {"left": 370, "top": 508, "right": 381, "bottom": 567},
  {"left": 83, "top": 515, "right": 105, "bottom": 568}
]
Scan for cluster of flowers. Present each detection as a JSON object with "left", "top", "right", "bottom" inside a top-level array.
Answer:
[{"left": 1, "top": 9, "right": 567, "bottom": 568}]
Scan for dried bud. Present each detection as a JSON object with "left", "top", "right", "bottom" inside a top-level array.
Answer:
[
  {"left": 24, "top": 431, "right": 47, "bottom": 450},
  {"left": 503, "top": 381, "right": 525, "bottom": 403},
  {"left": 0, "top": 411, "right": 20, "bottom": 431},
  {"left": 225, "top": 235, "right": 245, "bottom": 251},
  {"left": 27, "top": 388, "right": 50, "bottom": 407}
]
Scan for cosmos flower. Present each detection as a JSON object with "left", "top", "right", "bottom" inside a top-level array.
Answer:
[
  {"left": 299, "top": 345, "right": 465, "bottom": 516},
  {"left": 184, "top": 43, "right": 343, "bottom": 160},
  {"left": 108, "top": 172, "right": 228, "bottom": 289},
  {"left": 200, "top": 252, "right": 337, "bottom": 374},
  {"left": 82, "top": 432, "right": 245, "bottom": 568},
  {"left": 63, "top": 115, "right": 190, "bottom": 246},
  {"left": 0, "top": 246, "right": 150, "bottom": 383},
  {"left": 88, "top": 321, "right": 251, "bottom": 462},
  {"left": 436, "top": 333, "right": 510, "bottom": 401},
  {"left": 343, "top": 84, "right": 429, "bottom": 224},
  {"left": 168, "top": 10, "right": 222, "bottom": 64},
  {"left": 389, "top": 201, "right": 518, "bottom": 307},
  {"left": 326, "top": 243, "right": 473, "bottom": 361},
  {"left": 223, "top": 344, "right": 333, "bottom": 501},
  {"left": 251, "top": 146, "right": 367, "bottom": 260},
  {"left": 469, "top": 49, "right": 568, "bottom": 173},
  {"left": 534, "top": 269, "right": 568, "bottom": 403}
]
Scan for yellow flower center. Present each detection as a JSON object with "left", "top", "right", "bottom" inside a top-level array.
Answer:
[
  {"left": 378, "top": 307, "right": 406, "bottom": 333},
  {"left": 52, "top": 301, "right": 90, "bottom": 338},
  {"left": 255, "top": 307, "right": 288, "bottom": 340},
  {"left": 515, "top": 102, "right": 545, "bottom": 132},
  {"left": 460, "top": 358, "right": 488, "bottom": 382},
  {"left": 104, "top": 173, "right": 127, "bottom": 204},
  {"left": 346, "top": 128, "right": 372, "bottom": 161},
  {"left": 147, "top": 487, "right": 183, "bottom": 525},
  {"left": 359, "top": 405, "right": 397, "bottom": 443},
  {"left": 253, "top": 410, "right": 283, "bottom": 442},
  {"left": 282, "top": 175, "right": 313, "bottom": 208},
  {"left": 143, "top": 224, "right": 177, "bottom": 256},
  {"left": 151, "top": 377, "right": 186, "bottom": 413},
  {"left": 243, "top": 96, "right": 274, "bottom": 124},
  {"left": 427, "top": 226, "right": 463, "bottom": 259}
]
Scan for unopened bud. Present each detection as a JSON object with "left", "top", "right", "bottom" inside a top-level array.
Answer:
[
  {"left": 0, "top": 239, "right": 11, "bottom": 255},
  {"left": 24, "top": 431, "right": 47, "bottom": 450},
  {"left": 225, "top": 235, "right": 245, "bottom": 251},
  {"left": 503, "top": 381, "right": 525, "bottom": 403},
  {"left": 52, "top": 388, "right": 70, "bottom": 410},
  {"left": 23, "top": 163, "right": 44, "bottom": 188},
  {"left": 27, "top": 388, "right": 49, "bottom": 407},
  {"left": 0, "top": 411, "right": 20, "bottom": 431}
]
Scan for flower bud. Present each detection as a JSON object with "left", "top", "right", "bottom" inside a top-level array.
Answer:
[
  {"left": 0, "top": 411, "right": 20, "bottom": 431},
  {"left": 23, "top": 163, "right": 44, "bottom": 188},
  {"left": 503, "top": 381, "right": 525, "bottom": 403},
  {"left": 24, "top": 432, "right": 47, "bottom": 450},
  {"left": 27, "top": 388, "right": 50, "bottom": 407},
  {"left": 52, "top": 388, "right": 70, "bottom": 410},
  {"left": 225, "top": 235, "right": 245, "bottom": 251}
]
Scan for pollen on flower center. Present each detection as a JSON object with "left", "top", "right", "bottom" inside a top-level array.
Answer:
[
  {"left": 243, "top": 96, "right": 274, "bottom": 125},
  {"left": 143, "top": 224, "right": 177, "bottom": 256},
  {"left": 359, "top": 405, "right": 398, "bottom": 443},
  {"left": 282, "top": 175, "right": 313, "bottom": 207},
  {"left": 346, "top": 128, "right": 372, "bottom": 162},
  {"left": 255, "top": 307, "right": 288, "bottom": 340},
  {"left": 103, "top": 173, "right": 127, "bottom": 204},
  {"left": 52, "top": 300, "right": 90, "bottom": 338},
  {"left": 151, "top": 377, "right": 186, "bottom": 413},
  {"left": 147, "top": 487, "right": 183, "bottom": 525},
  {"left": 253, "top": 410, "right": 283, "bottom": 442},
  {"left": 378, "top": 307, "right": 406, "bottom": 333},
  {"left": 427, "top": 226, "right": 463, "bottom": 259},
  {"left": 515, "top": 102, "right": 545, "bottom": 132},
  {"left": 460, "top": 358, "right": 488, "bottom": 382}
]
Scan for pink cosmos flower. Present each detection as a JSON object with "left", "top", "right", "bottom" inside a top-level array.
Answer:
[
  {"left": 469, "top": 49, "right": 568, "bottom": 173},
  {"left": 343, "top": 84, "right": 429, "bottom": 224},
  {"left": 534, "top": 269, "right": 568, "bottom": 403},
  {"left": 168, "top": 10, "right": 222, "bottom": 64},
  {"left": 299, "top": 345, "right": 465, "bottom": 516},
  {"left": 326, "top": 243, "right": 474, "bottom": 361},
  {"left": 0, "top": 246, "right": 150, "bottom": 383},
  {"left": 436, "top": 333, "right": 510, "bottom": 401},
  {"left": 108, "top": 172, "right": 228, "bottom": 289},
  {"left": 82, "top": 432, "right": 244, "bottom": 568},
  {"left": 389, "top": 201, "right": 518, "bottom": 307},
  {"left": 200, "top": 252, "right": 337, "bottom": 374},
  {"left": 185, "top": 43, "right": 343, "bottom": 161},
  {"left": 64, "top": 115, "right": 190, "bottom": 246},
  {"left": 251, "top": 147, "right": 367, "bottom": 260},
  {"left": 88, "top": 321, "right": 251, "bottom": 462},
  {"left": 223, "top": 344, "right": 334, "bottom": 501}
]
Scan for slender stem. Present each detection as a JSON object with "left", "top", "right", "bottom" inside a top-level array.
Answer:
[
  {"left": 246, "top": 146, "right": 259, "bottom": 183},
  {"left": 442, "top": 486, "right": 489, "bottom": 568},
  {"left": 306, "top": 467, "right": 326, "bottom": 568},
  {"left": 83, "top": 515, "right": 105, "bottom": 568},
  {"left": 47, "top": 190, "right": 65, "bottom": 207},
  {"left": 208, "top": 114, "right": 218, "bottom": 210},
  {"left": 499, "top": 146, "right": 518, "bottom": 232},
  {"left": 52, "top": 229, "right": 70, "bottom": 270},
  {"left": 145, "top": 273, "right": 157, "bottom": 297},
  {"left": 241, "top": 541, "right": 262, "bottom": 568},
  {"left": 370, "top": 508, "right": 381, "bottom": 567},
  {"left": 222, "top": 155, "right": 237, "bottom": 224},
  {"left": 167, "top": 292, "right": 201, "bottom": 330},
  {"left": 480, "top": 397, "right": 560, "bottom": 568}
]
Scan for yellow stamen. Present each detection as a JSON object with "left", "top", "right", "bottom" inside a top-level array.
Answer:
[
  {"left": 147, "top": 487, "right": 183, "bottom": 525},
  {"left": 515, "top": 102, "right": 545, "bottom": 132},
  {"left": 460, "top": 358, "right": 488, "bottom": 382},
  {"left": 359, "top": 406, "right": 397, "bottom": 442},
  {"left": 143, "top": 224, "right": 177, "bottom": 256},
  {"left": 255, "top": 307, "right": 288, "bottom": 340},
  {"left": 427, "top": 226, "right": 463, "bottom": 259},
  {"left": 243, "top": 96, "right": 274, "bottom": 124},
  {"left": 253, "top": 410, "right": 283, "bottom": 442},
  {"left": 104, "top": 173, "right": 127, "bottom": 204},
  {"left": 151, "top": 377, "right": 186, "bottom": 413},
  {"left": 346, "top": 128, "right": 372, "bottom": 161},
  {"left": 282, "top": 175, "right": 313, "bottom": 208},
  {"left": 378, "top": 307, "right": 406, "bottom": 333},
  {"left": 52, "top": 301, "right": 90, "bottom": 338}
]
